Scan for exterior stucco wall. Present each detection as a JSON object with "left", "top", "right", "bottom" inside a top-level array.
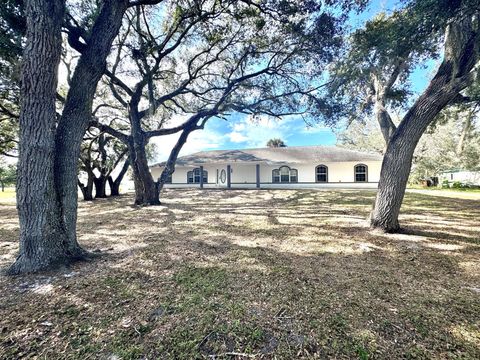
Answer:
[{"left": 150, "top": 160, "right": 382, "bottom": 187}]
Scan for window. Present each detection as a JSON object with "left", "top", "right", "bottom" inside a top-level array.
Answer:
[
  {"left": 272, "top": 169, "right": 280, "bottom": 183},
  {"left": 272, "top": 166, "right": 298, "bottom": 183},
  {"left": 354, "top": 164, "right": 368, "bottom": 182},
  {"left": 280, "top": 166, "right": 290, "bottom": 182},
  {"left": 290, "top": 169, "right": 298, "bottom": 183},
  {"left": 187, "top": 168, "right": 208, "bottom": 183},
  {"left": 316, "top": 165, "right": 328, "bottom": 183}
]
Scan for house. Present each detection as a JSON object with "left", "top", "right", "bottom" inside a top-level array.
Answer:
[
  {"left": 439, "top": 169, "right": 480, "bottom": 186},
  {"left": 149, "top": 145, "right": 383, "bottom": 189}
]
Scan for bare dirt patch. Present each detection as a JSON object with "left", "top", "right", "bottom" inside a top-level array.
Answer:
[{"left": 0, "top": 189, "right": 479, "bottom": 359}]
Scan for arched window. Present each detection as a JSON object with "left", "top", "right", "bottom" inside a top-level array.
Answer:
[
  {"left": 187, "top": 168, "right": 208, "bottom": 183},
  {"left": 354, "top": 164, "right": 368, "bottom": 182},
  {"left": 272, "top": 166, "right": 298, "bottom": 183},
  {"left": 316, "top": 165, "right": 328, "bottom": 183}
]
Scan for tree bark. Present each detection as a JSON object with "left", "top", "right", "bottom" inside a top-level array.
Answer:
[
  {"left": 129, "top": 136, "right": 159, "bottom": 205},
  {"left": 108, "top": 157, "right": 130, "bottom": 196},
  {"left": 8, "top": 0, "right": 75, "bottom": 274},
  {"left": 54, "top": 0, "right": 129, "bottom": 244},
  {"left": 129, "top": 98, "right": 160, "bottom": 205},
  {"left": 93, "top": 176, "right": 108, "bottom": 198},
  {"left": 157, "top": 122, "right": 199, "bottom": 194},
  {"left": 78, "top": 177, "right": 94, "bottom": 201},
  {"left": 375, "top": 98, "right": 397, "bottom": 144},
  {"left": 372, "top": 74, "right": 397, "bottom": 144},
  {"left": 371, "top": 18, "right": 480, "bottom": 232}
]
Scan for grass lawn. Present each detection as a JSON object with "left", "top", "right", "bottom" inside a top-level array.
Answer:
[
  {"left": 0, "top": 188, "right": 15, "bottom": 203},
  {"left": 407, "top": 187, "right": 480, "bottom": 200},
  {"left": 0, "top": 189, "right": 479, "bottom": 359}
]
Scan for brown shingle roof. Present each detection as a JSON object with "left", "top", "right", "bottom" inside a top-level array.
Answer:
[{"left": 151, "top": 145, "right": 382, "bottom": 167}]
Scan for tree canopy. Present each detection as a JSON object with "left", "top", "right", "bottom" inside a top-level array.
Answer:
[
  {"left": 266, "top": 138, "right": 287, "bottom": 148},
  {"left": 0, "top": 0, "right": 24, "bottom": 157},
  {"left": 326, "top": 0, "right": 480, "bottom": 143}
]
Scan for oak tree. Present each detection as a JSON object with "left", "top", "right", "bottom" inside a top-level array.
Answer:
[{"left": 327, "top": 0, "right": 480, "bottom": 232}]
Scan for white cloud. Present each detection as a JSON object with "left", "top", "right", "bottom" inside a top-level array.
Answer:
[
  {"left": 232, "top": 122, "right": 246, "bottom": 132},
  {"left": 228, "top": 131, "right": 249, "bottom": 143},
  {"left": 224, "top": 115, "right": 297, "bottom": 148}
]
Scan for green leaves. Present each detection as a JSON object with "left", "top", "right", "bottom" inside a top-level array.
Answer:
[
  {"left": 324, "top": 0, "right": 480, "bottom": 128},
  {"left": 0, "top": 161, "right": 16, "bottom": 188}
]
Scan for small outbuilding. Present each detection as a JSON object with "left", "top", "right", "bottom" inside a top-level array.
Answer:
[
  {"left": 149, "top": 145, "right": 383, "bottom": 189},
  {"left": 439, "top": 169, "right": 480, "bottom": 186}
]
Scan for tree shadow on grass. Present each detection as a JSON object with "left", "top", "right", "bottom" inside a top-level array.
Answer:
[
  {"left": 1, "top": 189, "right": 479, "bottom": 358},
  {"left": 3, "top": 232, "right": 478, "bottom": 359}
]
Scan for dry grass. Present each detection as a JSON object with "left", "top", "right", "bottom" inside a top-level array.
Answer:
[{"left": 0, "top": 189, "right": 479, "bottom": 359}]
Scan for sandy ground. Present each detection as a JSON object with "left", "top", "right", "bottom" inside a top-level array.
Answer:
[{"left": 0, "top": 189, "right": 479, "bottom": 359}]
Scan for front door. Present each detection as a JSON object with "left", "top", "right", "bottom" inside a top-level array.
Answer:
[{"left": 216, "top": 168, "right": 227, "bottom": 187}]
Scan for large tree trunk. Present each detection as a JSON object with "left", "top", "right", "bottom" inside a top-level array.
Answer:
[
  {"left": 130, "top": 138, "right": 159, "bottom": 205},
  {"left": 371, "top": 19, "right": 480, "bottom": 232},
  {"left": 93, "top": 176, "right": 108, "bottom": 198},
  {"left": 8, "top": 0, "right": 74, "bottom": 274},
  {"left": 129, "top": 103, "right": 160, "bottom": 205},
  {"left": 54, "top": 0, "right": 129, "bottom": 244},
  {"left": 78, "top": 176, "right": 94, "bottom": 201},
  {"left": 108, "top": 157, "right": 130, "bottom": 196},
  {"left": 370, "top": 130, "right": 417, "bottom": 232}
]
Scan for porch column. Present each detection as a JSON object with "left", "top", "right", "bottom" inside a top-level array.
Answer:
[
  {"left": 200, "top": 165, "right": 204, "bottom": 189},
  {"left": 227, "top": 164, "right": 231, "bottom": 189},
  {"left": 256, "top": 164, "right": 260, "bottom": 188}
]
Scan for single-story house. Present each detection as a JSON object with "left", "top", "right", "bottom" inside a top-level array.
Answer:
[
  {"left": 439, "top": 169, "right": 480, "bottom": 186},
  {"left": 149, "top": 145, "right": 383, "bottom": 189}
]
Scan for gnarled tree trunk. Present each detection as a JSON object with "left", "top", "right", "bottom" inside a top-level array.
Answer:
[
  {"left": 129, "top": 104, "right": 160, "bottom": 205},
  {"left": 93, "top": 176, "right": 108, "bottom": 198},
  {"left": 54, "top": 0, "right": 129, "bottom": 244},
  {"left": 108, "top": 157, "right": 130, "bottom": 196},
  {"left": 9, "top": 0, "right": 71, "bottom": 274},
  {"left": 130, "top": 137, "right": 159, "bottom": 205},
  {"left": 371, "top": 18, "right": 480, "bottom": 232},
  {"left": 78, "top": 176, "right": 94, "bottom": 201}
]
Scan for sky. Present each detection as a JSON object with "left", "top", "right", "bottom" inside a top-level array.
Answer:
[
  {"left": 150, "top": 114, "right": 337, "bottom": 163},
  {"left": 150, "top": 0, "right": 438, "bottom": 163}
]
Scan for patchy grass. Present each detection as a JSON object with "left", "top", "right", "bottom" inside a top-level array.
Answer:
[
  {"left": 0, "top": 189, "right": 479, "bottom": 359},
  {"left": 0, "top": 188, "right": 15, "bottom": 203},
  {"left": 407, "top": 187, "right": 480, "bottom": 200}
]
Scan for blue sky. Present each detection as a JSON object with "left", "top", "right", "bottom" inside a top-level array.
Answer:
[{"left": 151, "top": 0, "right": 438, "bottom": 163}]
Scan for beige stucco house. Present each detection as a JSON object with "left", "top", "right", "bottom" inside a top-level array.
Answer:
[{"left": 149, "top": 145, "right": 383, "bottom": 189}]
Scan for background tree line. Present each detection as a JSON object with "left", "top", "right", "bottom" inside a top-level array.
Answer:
[{"left": 337, "top": 106, "right": 480, "bottom": 182}]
